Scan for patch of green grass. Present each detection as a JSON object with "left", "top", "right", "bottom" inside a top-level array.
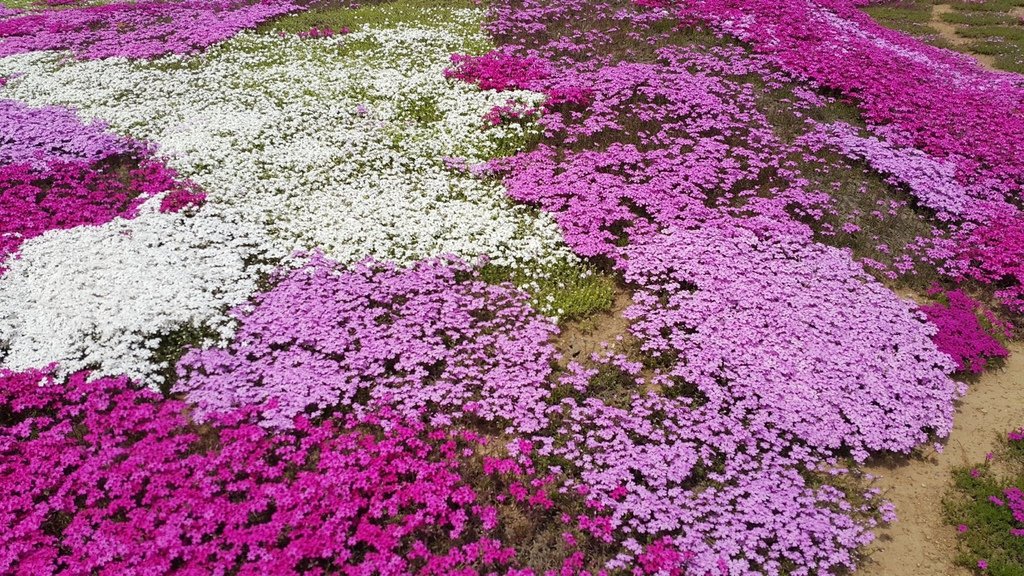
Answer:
[
  {"left": 949, "top": 0, "right": 1024, "bottom": 13},
  {"left": 957, "top": 24, "right": 1024, "bottom": 41},
  {"left": 864, "top": 1, "right": 937, "bottom": 36},
  {"left": 150, "top": 324, "right": 220, "bottom": 395},
  {"left": 945, "top": 433, "right": 1024, "bottom": 575},
  {"left": 864, "top": 0, "right": 1024, "bottom": 73},
  {"left": 260, "top": 0, "right": 485, "bottom": 40},
  {"left": 0, "top": 0, "right": 119, "bottom": 10},
  {"left": 802, "top": 152, "right": 942, "bottom": 289},
  {"left": 942, "top": 10, "right": 1018, "bottom": 26},
  {"left": 584, "top": 361, "right": 639, "bottom": 408},
  {"left": 750, "top": 79, "right": 943, "bottom": 288},
  {"left": 479, "top": 260, "right": 616, "bottom": 323},
  {"left": 0, "top": 0, "right": 37, "bottom": 8},
  {"left": 993, "top": 52, "right": 1024, "bottom": 73}
]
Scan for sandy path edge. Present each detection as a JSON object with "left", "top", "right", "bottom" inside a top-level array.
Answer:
[{"left": 860, "top": 343, "right": 1024, "bottom": 575}]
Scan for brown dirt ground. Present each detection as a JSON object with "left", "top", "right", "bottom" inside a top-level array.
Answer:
[
  {"left": 555, "top": 290, "right": 633, "bottom": 366},
  {"left": 860, "top": 342, "right": 1024, "bottom": 576}
]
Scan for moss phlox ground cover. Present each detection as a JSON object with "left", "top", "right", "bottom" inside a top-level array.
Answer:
[{"left": 0, "top": 0, "right": 1022, "bottom": 573}]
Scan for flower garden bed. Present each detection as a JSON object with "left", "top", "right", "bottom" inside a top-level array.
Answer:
[{"left": 0, "top": 0, "right": 1021, "bottom": 573}]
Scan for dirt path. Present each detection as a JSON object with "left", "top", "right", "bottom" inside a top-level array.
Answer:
[
  {"left": 860, "top": 343, "right": 1024, "bottom": 576},
  {"left": 930, "top": 4, "right": 999, "bottom": 70}
]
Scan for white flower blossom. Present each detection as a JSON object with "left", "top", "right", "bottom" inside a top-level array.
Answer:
[
  {"left": 0, "top": 18, "right": 569, "bottom": 268},
  {"left": 0, "top": 203, "right": 280, "bottom": 383}
]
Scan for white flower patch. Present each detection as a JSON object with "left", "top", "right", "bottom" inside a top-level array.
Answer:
[
  {"left": 0, "top": 203, "right": 280, "bottom": 384},
  {"left": 0, "top": 8, "right": 579, "bottom": 381},
  {"left": 0, "top": 14, "right": 572, "bottom": 269}
]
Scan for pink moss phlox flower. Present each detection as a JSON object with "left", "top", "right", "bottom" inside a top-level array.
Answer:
[
  {"left": 920, "top": 289, "right": 1009, "bottom": 374},
  {"left": 625, "top": 223, "right": 956, "bottom": 462},
  {"left": 445, "top": 51, "right": 552, "bottom": 92},
  {"left": 0, "top": 367, "right": 568, "bottom": 575},
  {"left": 797, "top": 121, "right": 1010, "bottom": 222},
  {"left": 174, "top": 254, "right": 559, "bottom": 433},
  {"left": 483, "top": 100, "right": 541, "bottom": 126},
  {"left": 953, "top": 211, "right": 1024, "bottom": 314},
  {"left": 158, "top": 187, "right": 207, "bottom": 213},
  {"left": 0, "top": 0, "right": 300, "bottom": 60},
  {"left": 653, "top": 0, "right": 1024, "bottom": 307},
  {"left": 1004, "top": 487, "right": 1024, "bottom": 531}
]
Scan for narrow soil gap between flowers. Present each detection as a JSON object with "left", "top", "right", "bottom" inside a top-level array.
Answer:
[{"left": 555, "top": 287, "right": 633, "bottom": 367}]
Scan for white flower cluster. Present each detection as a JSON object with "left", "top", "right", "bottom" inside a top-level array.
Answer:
[
  {"left": 0, "top": 8, "right": 576, "bottom": 382},
  {"left": 0, "top": 203, "right": 280, "bottom": 383},
  {"left": 0, "top": 15, "right": 569, "bottom": 268}
]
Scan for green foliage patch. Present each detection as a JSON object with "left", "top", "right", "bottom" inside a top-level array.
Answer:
[{"left": 946, "top": 431, "right": 1024, "bottom": 575}]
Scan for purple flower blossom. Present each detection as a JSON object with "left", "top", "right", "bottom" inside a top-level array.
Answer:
[
  {"left": 175, "top": 254, "right": 559, "bottom": 432},
  {"left": 0, "top": 99, "right": 136, "bottom": 168}
]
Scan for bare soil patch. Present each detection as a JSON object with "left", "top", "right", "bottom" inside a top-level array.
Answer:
[
  {"left": 555, "top": 289, "right": 633, "bottom": 365},
  {"left": 861, "top": 343, "right": 1024, "bottom": 576}
]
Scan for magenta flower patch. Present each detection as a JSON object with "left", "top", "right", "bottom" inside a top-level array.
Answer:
[
  {"left": 0, "top": 0, "right": 299, "bottom": 60},
  {"left": 920, "top": 289, "right": 1010, "bottom": 374},
  {"left": 954, "top": 212, "right": 1024, "bottom": 314},
  {"left": 445, "top": 51, "right": 552, "bottom": 92},
  {"left": 0, "top": 367, "right": 550, "bottom": 575}
]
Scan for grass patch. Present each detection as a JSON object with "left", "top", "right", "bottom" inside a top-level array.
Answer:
[
  {"left": 260, "top": 0, "right": 486, "bottom": 40},
  {"left": 584, "top": 361, "right": 639, "bottom": 408},
  {"left": 957, "top": 25, "right": 1024, "bottom": 42},
  {"left": 864, "top": 0, "right": 1024, "bottom": 73},
  {"left": 747, "top": 71, "right": 944, "bottom": 288},
  {"left": 942, "top": 11, "right": 1019, "bottom": 26},
  {"left": 479, "top": 260, "right": 616, "bottom": 323},
  {"left": 949, "top": 0, "right": 1024, "bottom": 12},
  {"left": 946, "top": 431, "right": 1024, "bottom": 575},
  {"left": 864, "top": 1, "right": 941, "bottom": 37},
  {"left": 0, "top": 0, "right": 38, "bottom": 8}
]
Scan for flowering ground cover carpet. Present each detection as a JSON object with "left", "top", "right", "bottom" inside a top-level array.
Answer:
[{"left": 1, "top": 0, "right": 1022, "bottom": 574}]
